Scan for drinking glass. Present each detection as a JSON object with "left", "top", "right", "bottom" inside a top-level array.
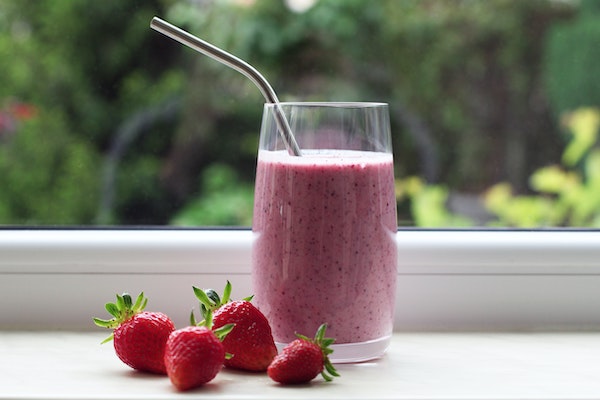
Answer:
[{"left": 252, "top": 102, "right": 397, "bottom": 363}]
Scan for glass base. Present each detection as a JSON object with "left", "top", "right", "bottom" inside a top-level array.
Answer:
[{"left": 276, "top": 334, "right": 391, "bottom": 364}]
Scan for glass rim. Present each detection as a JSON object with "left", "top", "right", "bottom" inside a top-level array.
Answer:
[{"left": 264, "top": 101, "right": 388, "bottom": 108}]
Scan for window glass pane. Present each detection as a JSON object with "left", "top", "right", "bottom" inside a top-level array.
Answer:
[{"left": 0, "top": 0, "right": 598, "bottom": 227}]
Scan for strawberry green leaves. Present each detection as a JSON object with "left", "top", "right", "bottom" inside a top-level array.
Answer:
[
  {"left": 93, "top": 292, "right": 175, "bottom": 374},
  {"left": 303, "top": 323, "right": 340, "bottom": 382},
  {"left": 93, "top": 292, "right": 148, "bottom": 343},
  {"left": 94, "top": 283, "right": 339, "bottom": 387},
  {"left": 318, "top": 327, "right": 338, "bottom": 382},
  {"left": 268, "top": 323, "right": 339, "bottom": 384}
]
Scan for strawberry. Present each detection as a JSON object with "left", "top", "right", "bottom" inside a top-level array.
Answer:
[
  {"left": 192, "top": 281, "right": 277, "bottom": 371},
  {"left": 164, "top": 323, "right": 233, "bottom": 391},
  {"left": 93, "top": 292, "right": 175, "bottom": 374},
  {"left": 267, "top": 323, "right": 340, "bottom": 384}
]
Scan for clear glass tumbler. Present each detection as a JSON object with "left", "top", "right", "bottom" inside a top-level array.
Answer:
[{"left": 252, "top": 102, "right": 397, "bottom": 363}]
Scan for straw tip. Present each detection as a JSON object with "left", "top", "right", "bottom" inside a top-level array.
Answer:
[{"left": 150, "top": 16, "right": 161, "bottom": 28}]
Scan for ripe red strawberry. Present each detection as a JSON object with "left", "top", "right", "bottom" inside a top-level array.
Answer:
[
  {"left": 267, "top": 324, "right": 340, "bottom": 384},
  {"left": 93, "top": 292, "right": 175, "bottom": 374},
  {"left": 193, "top": 281, "right": 277, "bottom": 371},
  {"left": 164, "top": 324, "right": 233, "bottom": 391}
]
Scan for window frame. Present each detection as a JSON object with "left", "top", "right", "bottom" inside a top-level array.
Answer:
[{"left": 1, "top": 228, "right": 600, "bottom": 331}]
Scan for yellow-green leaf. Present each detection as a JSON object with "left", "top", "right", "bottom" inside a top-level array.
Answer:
[{"left": 562, "top": 108, "right": 600, "bottom": 166}]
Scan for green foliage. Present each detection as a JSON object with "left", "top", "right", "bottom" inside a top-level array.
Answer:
[
  {"left": 0, "top": 0, "right": 179, "bottom": 142},
  {"left": 0, "top": 0, "right": 182, "bottom": 225},
  {"left": 171, "top": 0, "right": 570, "bottom": 195},
  {"left": 398, "top": 108, "right": 600, "bottom": 228},
  {"left": 382, "top": 0, "right": 570, "bottom": 189},
  {"left": 484, "top": 108, "right": 600, "bottom": 227},
  {"left": 484, "top": 183, "right": 559, "bottom": 228},
  {"left": 0, "top": 0, "right": 595, "bottom": 227},
  {"left": 0, "top": 111, "right": 100, "bottom": 224},
  {"left": 396, "top": 176, "right": 473, "bottom": 227},
  {"left": 113, "top": 156, "right": 172, "bottom": 225},
  {"left": 544, "top": 0, "right": 600, "bottom": 117},
  {"left": 171, "top": 164, "right": 254, "bottom": 227}
]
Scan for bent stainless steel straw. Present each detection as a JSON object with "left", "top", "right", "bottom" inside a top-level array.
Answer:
[{"left": 150, "top": 17, "right": 302, "bottom": 157}]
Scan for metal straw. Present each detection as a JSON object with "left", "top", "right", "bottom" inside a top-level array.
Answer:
[{"left": 150, "top": 17, "right": 302, "bottom": 157}]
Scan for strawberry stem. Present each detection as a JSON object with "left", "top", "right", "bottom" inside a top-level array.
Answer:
[
  {"left": 193, "top": 286, "right": 216, "bottom": 308},
  {"left": 192, "top": 281, "right": 254, "bottom": 323},
  {"left": 296, "top": 323, "right": 340, "bottom": 382},
  {"left": 93, "top": 292, "right": 149, "bottom": 344}
]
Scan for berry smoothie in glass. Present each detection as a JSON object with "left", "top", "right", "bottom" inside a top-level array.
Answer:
[{"left": 252, "top": 102, "right": 397, "bottom": 363}]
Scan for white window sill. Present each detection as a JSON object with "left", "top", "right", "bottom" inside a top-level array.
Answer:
[
  {"left": 2, "top": 229, "right": 600, "bottom": 398},
  {"left": 1, "top": 229, "right": 600, "bottom": 331},
  {"left": 2, "top": 330, "right": 600, "bottom": 399}
]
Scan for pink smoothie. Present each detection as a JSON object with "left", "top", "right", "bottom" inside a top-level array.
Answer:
[{"left": 252, "top": 149, "right": 397, "bottom": 344}]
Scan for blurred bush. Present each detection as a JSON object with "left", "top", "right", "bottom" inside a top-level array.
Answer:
[
  {"left": 544, "top": 0, "right": 600, "bottom": 117},
  {"left": 170, "top": 163, "right": 253, "bottom": 226},
  {"left": 0, "top": 108, "right": 99, "bottom": 224},
  {"left": 0, "top": 0, "right": 597, "bottom": 227},
  {"left": 484, "top": 108, "right": 600, "bottom": 227}
]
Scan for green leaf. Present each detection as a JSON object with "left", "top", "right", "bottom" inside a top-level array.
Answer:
[
  {"left": 324, "top": 360, "right": 340, "bottom": 377},
  {"left": 100, "top": 333, "right": 115, "bottom": 345},
  {"left": 222, "top": 281, "right": 232, "bottom": 304},
  {"left": 116, "top": 294, "right": 126, "bottom": 311},
  {"left": 105, "top": 303, "right": 119, "bottom": 318},
  {"left": 93, "top": 317, "right": 114, "bottom": 328},
  {"left": 562, "top": 108, "right": 600, "bottom": 166},
  {"left": 295, "top": 333, "right": 310, "bottom": 341},
  {"left": 214, "top": 323, "right": 235, "bottom": 341},
  {"left": 193, "top": 286, "right": 215, "bottom": 308},
  {"left": 190, "top": 310, "right": 198, "bottom": 327},
  {"left": 122, "top": 293, "right": 133, "bottom": 309},
  {"left": 321, "top": 371, "right": 333, "bottom": 382},
  {"left": 530, "top": 165, "right": 567, "bottom": 194},
  {"left": 199, "top": 308, "right": 214, "bottom": 330},
  {"left": 200, "top": 304, "right": 210, "bottom": 321},
  {"left": 585, "top": 149, "right": 600, "bottom": 187},
  {"left": 205, "top": 289, "right": 221, "bottom": 305},
  {"left": 314, "top": 323, "right": 327, "bottom": 341},
  {"left": 132, "top": 292, "right": 146, "bottom": 312},
  {"left": 94, "top": 292, "right": 147, "bottom": 337}
]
